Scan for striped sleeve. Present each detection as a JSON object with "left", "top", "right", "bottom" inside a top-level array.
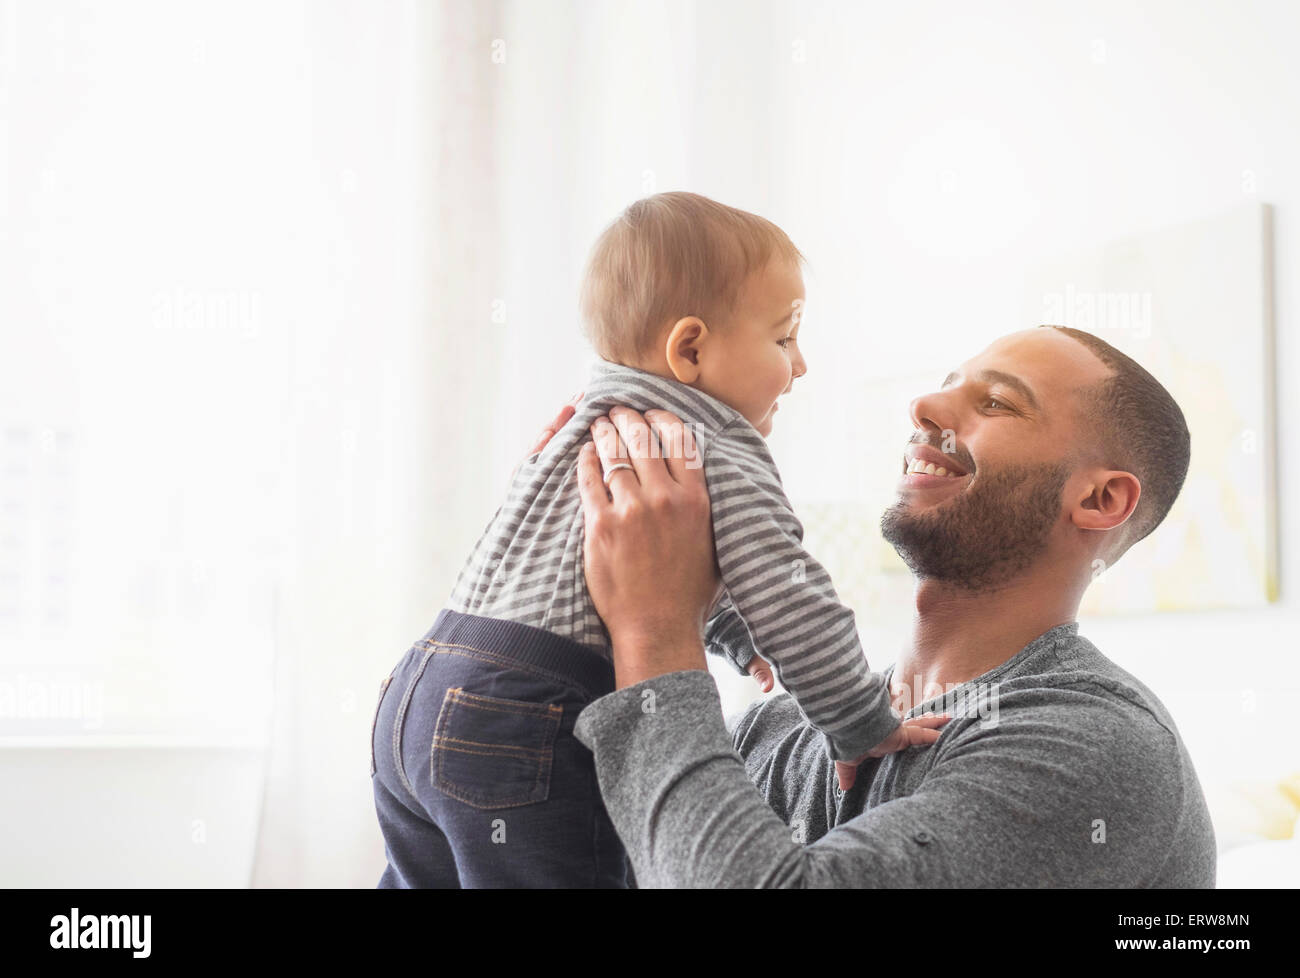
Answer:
[{"left": 703, "top": 421, "right": 901, "bottom": 761}]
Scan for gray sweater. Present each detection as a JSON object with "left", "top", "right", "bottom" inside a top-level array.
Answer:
[{"left": 573, "top": 622, "right": 1217, "bottom": 887}]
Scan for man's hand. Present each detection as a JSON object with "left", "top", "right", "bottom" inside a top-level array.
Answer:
[
  {"left": 512, "top": 391, "right": 583, "bottom": 483},
  {"left": 833, "top": 712, "right": 952, "bottom": 790},
  {"left": 576, "top": 406, "right": 721, "bottom": 689}
]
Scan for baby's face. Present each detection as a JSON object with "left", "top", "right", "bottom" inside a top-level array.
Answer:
[{"left": 700, "top": 258, "right": 807, "bottom": 437}]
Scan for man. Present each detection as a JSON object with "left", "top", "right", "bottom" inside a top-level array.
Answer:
[{"left": 566, "top": 325, "right": 1216, "bottom": 887}]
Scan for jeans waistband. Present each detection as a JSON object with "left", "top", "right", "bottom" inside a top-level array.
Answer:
[{"left": 422, "top": 609, "right": 615, "bottom": 700}]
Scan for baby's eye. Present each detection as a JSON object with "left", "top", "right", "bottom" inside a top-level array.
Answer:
[{"left": 777, "top": 337, "right": 792, "bottom": 349}]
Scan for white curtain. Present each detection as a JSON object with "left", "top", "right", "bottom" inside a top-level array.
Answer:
[
  {"left": 250, "top": 0, "right": 513, "bottom": 887},
  {"left": 3, "top": 0, "right": 497, "bottom": 886}
]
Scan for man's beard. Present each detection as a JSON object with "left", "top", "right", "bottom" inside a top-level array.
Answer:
[{"left": 880, "top": 461, "right": 1070, "bottom": 592}]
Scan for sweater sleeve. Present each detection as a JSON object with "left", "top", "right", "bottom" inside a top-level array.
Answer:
[
  {"left": 572, "top": 670, "right": 1192, "bottom": 888},
  {"left": 703, "top": 421, "right": 899, "bottom": 760},
  {"left": 704, "top": 594, "right": 756, "bottom": 675}
]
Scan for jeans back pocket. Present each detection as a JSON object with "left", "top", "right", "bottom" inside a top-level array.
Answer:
[{"left": 432, "top": 687, "right": 562, "bottom": 810}]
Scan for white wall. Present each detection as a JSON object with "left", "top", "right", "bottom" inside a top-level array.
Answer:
[{"left": 759, "top": 0, "right": 1300, "bottom": 783}]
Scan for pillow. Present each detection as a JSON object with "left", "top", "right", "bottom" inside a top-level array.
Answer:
[
  {"left": 1203, "top": 771, "right": 1300, "bottom": 853},
  {"left": 1216, "top": 815, "right": 1300, "bottom": 889}
]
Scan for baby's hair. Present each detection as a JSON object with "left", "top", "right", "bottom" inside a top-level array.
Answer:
[{"left": 579, "top": 191, "right": 805, "bottom": 365}]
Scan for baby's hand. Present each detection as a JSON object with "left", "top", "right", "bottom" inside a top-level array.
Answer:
[
  {"left": 745, "top": 654, "right": 775, "bottom": 693},
  {"left": 833, "top": 713, "right": 952, "bottom": 791}
]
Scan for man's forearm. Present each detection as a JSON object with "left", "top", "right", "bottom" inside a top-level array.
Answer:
[
  {"left": 608, "top": 630, "right": 709, "bottom": 690},
  {"left": 573, "top": 669, "right": 807, "bottom": 887}
]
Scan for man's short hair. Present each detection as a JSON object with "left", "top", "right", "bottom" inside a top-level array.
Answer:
[
  {"left": 1044, "top": 325, "right": 1191, "bottom": 556},
  {"left": 580, "top": 192, "right": 805, "bottom": 364}
]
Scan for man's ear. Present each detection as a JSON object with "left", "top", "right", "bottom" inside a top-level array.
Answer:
[
  {"left": 1070, "top": 469, "right": 1141, "bottom": 533},
  {"left": 664, "top": 316, "right": 708, "bottom": 384}
]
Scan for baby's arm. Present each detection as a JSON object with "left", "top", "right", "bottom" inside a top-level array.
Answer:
[{"left": 703, "top": 422, "right": 901, "bottom": 762}]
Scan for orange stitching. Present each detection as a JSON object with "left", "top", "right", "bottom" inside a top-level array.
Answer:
[
  {"left": 432, "top": 686, "right": 559, "bottom": 807},
  {"left": 433, "top": 737, "right": 550, "bottom": 759},
  {"left": 415, "top": 638, "right": 608, "bottom": 697},
  {"left": 418, "top": 642, "right": 543, "bottom": 677},
  {"left": 437, "top": 691, "right": 560, "bottom": 749},
  {"left": 417, "top": 638, "right": 523, "bottom": 658},
  {"left": 449, "top": 689, "right": 563, "bottom": 718}
]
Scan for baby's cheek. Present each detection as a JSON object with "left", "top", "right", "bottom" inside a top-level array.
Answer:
[{"left": 771, "top": 357, "right": 793, "bottom": 394}]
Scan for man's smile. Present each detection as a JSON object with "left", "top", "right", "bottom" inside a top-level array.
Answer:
[{"left": 898, "top": 443, "right": 972, "bottom": 494}]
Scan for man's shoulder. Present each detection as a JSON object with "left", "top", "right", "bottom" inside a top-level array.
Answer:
[
  {"left": 727, "top": 691, "right": 827, "bottom": 773},
  {"left": 959, "top": 630, "right": 1217, "bottom": 885},
  {"left": 727, "top": 691, "right": 812, "bottom": 750},
  {"left": 991, "top": 629, "right": 1184, "bottom": 742}
]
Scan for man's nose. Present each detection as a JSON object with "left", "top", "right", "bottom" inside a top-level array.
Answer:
[{"left": 908, "top": 388, "right": 957, "bottom": 435}]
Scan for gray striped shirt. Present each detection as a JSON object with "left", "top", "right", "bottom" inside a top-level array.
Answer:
[{"left": 446, "top": 359, "right": 900, "bottom": 761}]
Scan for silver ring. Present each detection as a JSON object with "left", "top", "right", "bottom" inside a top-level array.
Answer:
[{"left": 602, "top": 463, "right": 635, "bottom": 485}]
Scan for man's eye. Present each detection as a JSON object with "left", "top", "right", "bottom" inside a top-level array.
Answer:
[{"left": 983, "top": 395, "right": 1010, "bottom": 411}]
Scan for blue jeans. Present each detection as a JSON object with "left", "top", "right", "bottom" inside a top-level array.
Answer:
[{"left": 370, "top": 609, "right": 630, "bottom": 888}]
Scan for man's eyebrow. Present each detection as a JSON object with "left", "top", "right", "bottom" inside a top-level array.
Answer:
[{"left": 941, "top": 369, "right": 1041, "bottom": 411}]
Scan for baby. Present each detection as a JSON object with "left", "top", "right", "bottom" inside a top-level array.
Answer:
[{"left": 370, "top": 191, "right": 940, "bottom": 889}]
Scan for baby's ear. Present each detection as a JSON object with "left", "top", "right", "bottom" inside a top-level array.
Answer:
[{"left": 664, "top": 316, "right": 707, "bottom": 383}]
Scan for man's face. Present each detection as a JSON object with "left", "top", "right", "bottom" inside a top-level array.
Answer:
[{"left": 880, "top": 329, "right": 1112, "bottom": 591}]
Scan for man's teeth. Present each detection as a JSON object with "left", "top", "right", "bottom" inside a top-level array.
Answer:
[{"left": 907, "top": 457, "right": 960, "bottom": 477}]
